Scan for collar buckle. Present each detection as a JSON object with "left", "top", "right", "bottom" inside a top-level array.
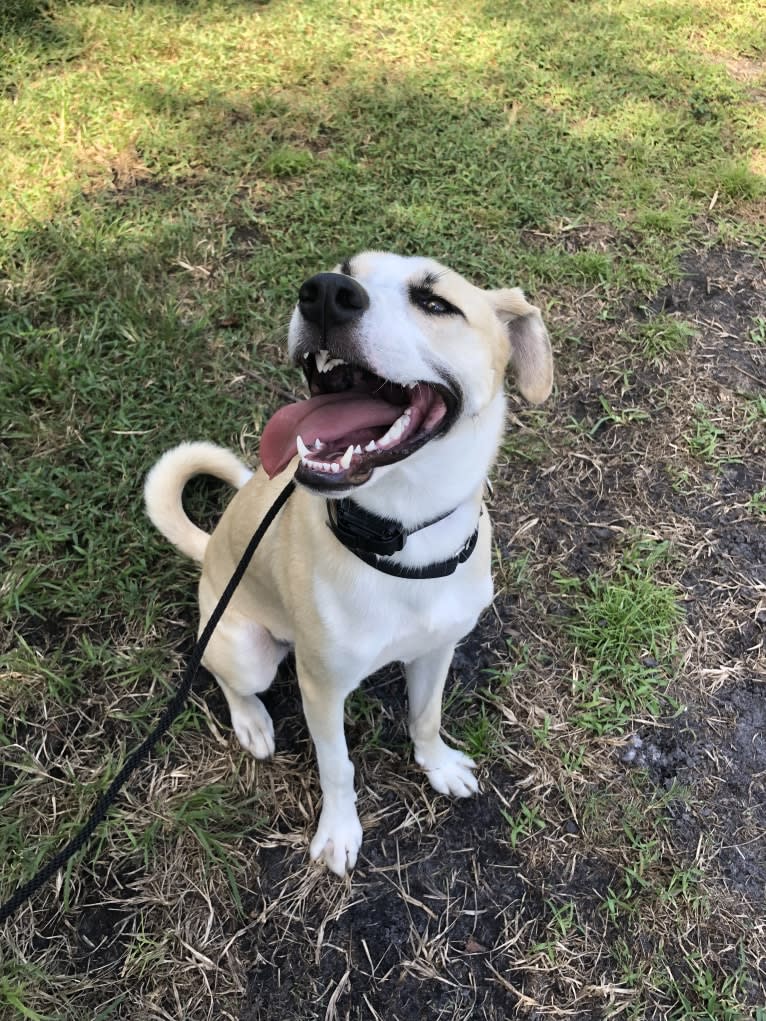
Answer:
[{"left": 328, "top": 499, "right": 406, "bottom": 556}]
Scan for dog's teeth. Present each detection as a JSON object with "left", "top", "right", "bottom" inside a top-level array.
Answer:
[
  {"left": 378, "top": 409, "right": 412, "bottom": 449},
  {"left": 353, "top": 445, "right": 362, "bottom": 454},
  {"left": 330, "top": 462, "right": 340, "bottom": 473},
  {"left": 296, "top": 435, "right": 310, "bottom": 460},
  {"left": 313, "top": 351, "right": 347, "bottom": 374},
  {"left": 315, "top": 350, "right": 329, "bottom": 372},
  {"left": 406, "top": 381, "right": 418, "bottom": 389},
  {"left": 339, "top": 444, "right": 354, "bottom": 470},
  {"left": 313, "top": 438, "right": 324, "bottom": 450},
  {"left": 303, "top": 456, "right": 334, "bottom": 473},
  {"left": 365, "top": 440, "right": 377, "bottom": 452}
]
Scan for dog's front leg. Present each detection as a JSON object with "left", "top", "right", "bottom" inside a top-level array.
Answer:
[
  {"left": 297, "top": 656, "right": 363, "bottom": 876},
  {"left": 406, "top": 643, "right": 479, "bottom": 798}
]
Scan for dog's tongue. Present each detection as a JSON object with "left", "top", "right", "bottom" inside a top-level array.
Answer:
[{"left": 260, "top": 392, "right": 402, "bottom": 478}]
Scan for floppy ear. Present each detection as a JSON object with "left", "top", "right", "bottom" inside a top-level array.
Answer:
[{"left": 489, "top": 288, "right": 553, "bottom": 404}]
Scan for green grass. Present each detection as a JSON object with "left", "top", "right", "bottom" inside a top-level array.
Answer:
[
  {"left": 1, "top": 0, "right": 765, "bottom": 1017},
  {"left": 750, "top": 317, "right": 766, "bottom": 345},
  {"left": 632, "top": 314, "right": 697, "bottom": 364},
  {"left": 687, "top": 404, "right": 727, "bottom": 461},
  {"left": 570, "top": 393, "right": 650, "bottom": 437},
  {"left": 459, "top": 705, "right": 504, "bottom": 758},
  {"left": 557, "top": 541, "right": 681, "bottom": 734},
  {"left": 500, "top": 802, "right": 546, "bottom": 849}
]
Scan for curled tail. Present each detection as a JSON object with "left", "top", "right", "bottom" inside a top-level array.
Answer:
[{"left": 144, "top": 442, "right": 253, "bottom": 562}]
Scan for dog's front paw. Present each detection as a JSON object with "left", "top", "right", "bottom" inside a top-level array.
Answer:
[
  {"left": 415, "top": 740, "right": 479, "bottom": 797},
  {"left": 309, "top": 804, "right": 363, "bottom": 876},
  {"left": 230, "top": 695, "right": 275, "bottom": 760}
]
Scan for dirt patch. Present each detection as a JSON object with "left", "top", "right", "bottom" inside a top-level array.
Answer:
[
  {"left": 240, "top": 791, "right": 523, "bottom": 1021},
  {"left": 649, "top": 247, "right": 765, "bottom": 392},
  {"left": 627, "top": 677, "right": 766, "bottom": 897}
]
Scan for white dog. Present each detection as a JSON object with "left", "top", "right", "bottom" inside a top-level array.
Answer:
[{"left": 145, "top": 251, "right": 552, "bottom": 875}]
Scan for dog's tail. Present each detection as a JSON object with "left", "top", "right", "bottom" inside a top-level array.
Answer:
[{"left": 144, "top": 442, "right": 253, "bottom": 563}]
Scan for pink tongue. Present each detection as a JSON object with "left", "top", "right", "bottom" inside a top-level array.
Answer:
[{"left": 260, "top": 392, "right": 402, "bottom": 478}]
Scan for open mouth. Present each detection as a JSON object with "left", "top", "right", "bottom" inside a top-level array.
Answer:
[{"left": 258, "top": 350, "right": 460, "bottom": 489}]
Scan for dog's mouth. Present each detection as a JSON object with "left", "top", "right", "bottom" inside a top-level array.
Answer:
[{"left": 259, "top": 351, "right": 460, "bottom": 489}]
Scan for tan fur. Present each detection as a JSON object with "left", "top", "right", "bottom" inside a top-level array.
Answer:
[
  {"left": 145, "top": 441, "right": 253, "bottom": 562},
  {"left": 146, "top": 252, "right": 553, "bottom": 875}
]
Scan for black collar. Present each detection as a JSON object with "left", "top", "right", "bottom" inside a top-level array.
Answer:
[{"left": 326, "top": 498, "right": 480, "bottom": 580}]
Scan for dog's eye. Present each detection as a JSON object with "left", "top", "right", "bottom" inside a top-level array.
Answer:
[
  {"left": 423, "top": 296, "right": 450, "bottom": 314},
  {"left": 410, "top": 288, "right": 462, "bottom": 317}
]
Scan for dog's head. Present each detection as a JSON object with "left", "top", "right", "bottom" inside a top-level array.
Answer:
[{"left": 259, "top": 252, "right": 552, "bottom": 493}]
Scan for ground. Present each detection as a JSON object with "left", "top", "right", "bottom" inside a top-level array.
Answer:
[
  {"left": 228, "top": 246, "right": 766, "bottom": 1021},
  {"left": 1, "top": 1, "right": 765, "bottom": 1019},
  {"left": 4, "top": 246, "right": 763, "bottom": 1021}
]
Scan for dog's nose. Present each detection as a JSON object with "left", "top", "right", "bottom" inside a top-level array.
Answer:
[{"left": 297, "top": 272, "right": 370, "bottom": 327}]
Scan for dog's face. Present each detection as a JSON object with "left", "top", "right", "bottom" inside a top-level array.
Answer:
[{"left": 259, "top": 252, "right": 552, "bottom": 492}]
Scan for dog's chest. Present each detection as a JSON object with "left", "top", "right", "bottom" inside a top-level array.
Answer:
[{"left": 312, "top": 564, "right": 492, "bottom": 677}]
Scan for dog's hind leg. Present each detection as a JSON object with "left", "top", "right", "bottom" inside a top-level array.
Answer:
[
  {"left": 199, "top": 607, "right": 288, "bottom": 760},
  {"left": 405, "top": 643, "right": 479, "bottom": 797}
]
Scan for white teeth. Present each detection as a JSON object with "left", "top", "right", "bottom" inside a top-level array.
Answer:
[
  {"left": 405, "top": 381, "right": 418, "bottom": 389},
  {"left": 313, "top": 351, "right": 347, "bottom": 373},
  {"left": 302, "top": 457, "right": 336, "bottom": 473},
  {"left": 353, "top": 445, "right": 362, "bottom": 454},
  {"left": 365, "top": 440, "right": 377, "bottom": 452},
  {"left": 378, "top": 408, "right": 412, "bottom": 449},
  {"left": 299, "top": 434, "right": 349, "bottom": 475},
  {"left": 314, "top": 350, "right": 330, "bottom": 372}
]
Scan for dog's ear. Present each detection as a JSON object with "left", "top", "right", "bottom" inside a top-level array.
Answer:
[{"left": 489, "top": 288, "right": 553, "bottom": 404}]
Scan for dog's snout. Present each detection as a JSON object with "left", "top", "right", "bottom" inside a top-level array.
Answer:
[{"left": 298, "top": 272, "right": 370, "bottom": 328}]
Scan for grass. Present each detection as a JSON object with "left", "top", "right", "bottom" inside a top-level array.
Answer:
[
  {"left": 558, "top": 540, "right": 682, "bottom": 734},
  {"left": 687, "top": 404, "right": 728, "bottom": 461},
  {"left": 750, "top": 317, "right": 766, "bottom": 345},
  {"left": 633, "top": 314, "right": 697, "bottom": 365},
  {"left": 1, "top": 0, "right": 765, "bottom": 1018},
  {"left": 500, "top": 802, "right": 546, "bottom": 850}
]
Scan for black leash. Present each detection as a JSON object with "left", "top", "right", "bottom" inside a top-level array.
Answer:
[
  {"left": 0, "top": 477, "right": 296, "bottom": 926},
  {"left": 1, "top": 474, "right": 480, "bottom": 923}
]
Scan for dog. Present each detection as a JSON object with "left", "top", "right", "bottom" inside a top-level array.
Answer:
[{"left": 144, "top": 251, "right": 552, "bottom": 876}]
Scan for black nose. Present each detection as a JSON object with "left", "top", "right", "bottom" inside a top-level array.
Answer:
[{"left": 297, "top": 272, "right": 370, "bottom": 328}]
